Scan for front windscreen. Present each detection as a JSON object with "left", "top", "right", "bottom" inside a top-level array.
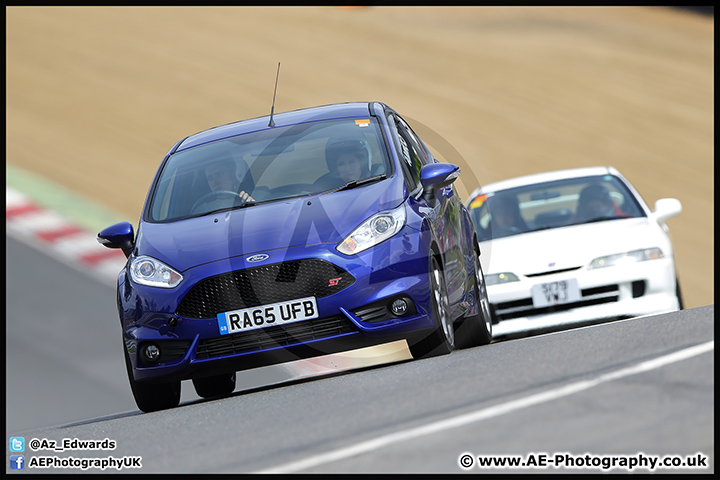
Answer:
[
  {"left": 146, "top": 117, "right": 391, "bottom": 223},
  {"left": 468, "top": 174, "right": 645, "bottom": 241}
]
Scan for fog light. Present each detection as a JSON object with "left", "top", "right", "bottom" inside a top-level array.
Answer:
[
  {"left": 391, "top": 298, "right": 408, "bottom": 316},
  {"left": 143, "top": 344, "right": 160, "bottom": 362}
]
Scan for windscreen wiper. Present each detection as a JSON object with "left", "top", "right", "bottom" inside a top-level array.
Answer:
[
  {"left": 578, "top": 215, "right": 625, "bottom": 225},
  {"left": 196, "top": 200, "right": 257, "bottom": 218},
  {"left": 333, "top": 174, "right": 387, "bottom": 192}
]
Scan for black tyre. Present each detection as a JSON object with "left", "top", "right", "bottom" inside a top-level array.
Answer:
[
  {"left": 124, "top": 349, "right": 180, "bottom": 413},
  {"left": 455, "top": 248, "right": 493, "bottom": 348},
  {"left": 192, "top": 373, "right": 237, "bottom": 399},
  {"left": 676, "top": 277, "right": 684, "bottom": 310},
  {"left": 409, "top": 255, "right": 454, "bottom": 359}
]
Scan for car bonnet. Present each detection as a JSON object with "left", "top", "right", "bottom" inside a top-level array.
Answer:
[
  {"left": 479, "top": 217, "right": 671, "bottom": 276},
  {"left": 135, "top": 175, "right": 406, "bottom": 273}
]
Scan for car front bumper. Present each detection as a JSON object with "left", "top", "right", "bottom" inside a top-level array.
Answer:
[
  {"left": 118, "top": 231, "right": 438, "bottom": 383},
  {"left": 487, "top": 257, "right": 680, "bottom": 337}
]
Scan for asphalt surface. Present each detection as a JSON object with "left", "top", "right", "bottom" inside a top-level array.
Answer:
[
  {"left": 4, "top": 233, "right": 410, "bottom": 433},
  {"left": 4, "top": 235, "right": 714, "bottom": 473},
  {"left": 5, "top": 235, "right": 135, "bottom": 432}
]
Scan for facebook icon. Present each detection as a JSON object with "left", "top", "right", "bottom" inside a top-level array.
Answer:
[{"left": 10, "top": 455, "right": 25, "bottom": 470}]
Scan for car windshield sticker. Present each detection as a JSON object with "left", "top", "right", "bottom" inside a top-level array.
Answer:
[
  {"left": 355, "top": 119, "right": 371, "bottom": 127},
  {"left": 470, "top": 194, "right": 488, "bottom": 209}
]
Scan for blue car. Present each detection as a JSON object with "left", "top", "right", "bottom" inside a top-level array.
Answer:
[{"left": 98, "top": 102, "right": 492, "bottom": 412}]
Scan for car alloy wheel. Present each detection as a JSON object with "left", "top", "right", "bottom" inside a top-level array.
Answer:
[
  {"left": 409, "top": 255, "right": 454, "bottom": 359},
  {"left": 432, "top": 260, "right": 454, "bottom": 347}
]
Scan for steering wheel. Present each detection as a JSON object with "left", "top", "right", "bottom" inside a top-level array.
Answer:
[{"left": 191, "top": 190, "right": 245, "bottom": 214}]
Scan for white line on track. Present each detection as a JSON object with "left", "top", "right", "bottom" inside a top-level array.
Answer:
[{"left": 258, "top": 340, "right": 714, "bottom": 473}]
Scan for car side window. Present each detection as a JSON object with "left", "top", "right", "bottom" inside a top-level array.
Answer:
[
  {"left": 390, "top": 115, "right": 425, "bottom": 193},
  {"left": 397, "top": 116, "right": 434, "bottom": 166}
]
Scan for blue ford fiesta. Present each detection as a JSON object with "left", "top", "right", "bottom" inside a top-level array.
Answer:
[{"left": 98, "top": 102, "right": 492, "bottom": 412}]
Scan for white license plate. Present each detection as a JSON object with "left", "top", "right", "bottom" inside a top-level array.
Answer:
[
  {"left": 217, "top": 296, "right": 318, "bottom": 335},
  {"left": 531, "top": 279, "right": 581, "bottom": 308}
]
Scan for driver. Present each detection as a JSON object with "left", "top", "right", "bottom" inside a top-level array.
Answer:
[
  {"left": 574, "top": 184, "right": 615, "bottom": 222},
  {"left": 204, "top": 157, "right": 255, "bottom": 203}
]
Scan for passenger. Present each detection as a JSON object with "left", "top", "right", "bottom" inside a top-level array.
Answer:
[
  {"left": 316, "top": 139, "right": 371, "bottom": 187},
  {"left": 488, "top": 193, "right": 528, "bottom": 238}
]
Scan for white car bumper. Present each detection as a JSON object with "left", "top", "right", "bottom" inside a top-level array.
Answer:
[{"left": 488, "top": 258, "right": 680, "bottom": 337}]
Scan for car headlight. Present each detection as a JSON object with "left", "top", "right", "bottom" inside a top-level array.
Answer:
[
  {"left": 485, "top": 272, "right": 520, "bottom": 286},
  {"left": 337, "top": 204, "right": 406, "bottom": 255},
  {"left": 130, "top": 255, "right": 183, "bottom": 288},
  {"left": 588, "top": 247, "right": 664, "bottom": 270}
]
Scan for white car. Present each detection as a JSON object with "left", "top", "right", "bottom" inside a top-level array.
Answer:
[{"left": 466, "top": 166, "right": 682, "bottom": 338}]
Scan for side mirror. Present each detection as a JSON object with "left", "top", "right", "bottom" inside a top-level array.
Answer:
[
  {"left": 652, "top": 198, "right": 682, "bottom": 224},
  {"left": 420, "top": 163, "right": 460, "bottom": 205},
  {"left": 97, "top": 221, "right": 135, "bottom": 258},
  {"left": 420, "top": 163, "right": 461, "bottom": 189}
]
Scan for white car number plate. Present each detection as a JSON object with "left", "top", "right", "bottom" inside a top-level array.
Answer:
[
  {"left": 531, "top": 279, "right": 581, "bottom": 308},
  {"left": 217, "top": 296, "right": 318, "bottom": 335}
]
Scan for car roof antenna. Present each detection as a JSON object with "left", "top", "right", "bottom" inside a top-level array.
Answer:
[{"left": 268, "top": 62, "right": 281, "bottom": 127}]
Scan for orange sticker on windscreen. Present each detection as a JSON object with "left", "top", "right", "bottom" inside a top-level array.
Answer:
[
  {"left": 469, "top": 194, "right": 487, "bottom": 209},
  {"left": 355, "top": 119, "right": 371, "bottom": 127}
]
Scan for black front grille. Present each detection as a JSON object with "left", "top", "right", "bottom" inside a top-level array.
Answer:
[
  {"left": 494, "top": 284, "right": 620, "bottom": 321},
  {"left": 196, "top": 315, "right": 355, "bottom": 359},
  {"left": 177, "top": 259, "right": 355, "bottom": 319},
  {"left": 158, "top": 340, "right": 192, "bottom": 362},
  {"left": 525, "top": 267, "right": 582, "bottom": 278},
  {"left": 353, "top": 304, "right": 388, "bottom": 322}
]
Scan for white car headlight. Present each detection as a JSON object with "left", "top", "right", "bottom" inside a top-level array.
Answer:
[
  {"left": 130, "top": 255, "right": 183, "bottom": 288},
  {"left": 337, "top": 204, "right": 406, "bottom": 255},
  {"left": 486, "top": 272, "right": 520, "bottom": 286},
  {"left": 588, "top": 247, "right": 664, "bottom": 270}
]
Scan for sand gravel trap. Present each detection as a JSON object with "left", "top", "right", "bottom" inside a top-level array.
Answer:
[{"left": 6, "top": 6, "right": 713, "bottom": 308}]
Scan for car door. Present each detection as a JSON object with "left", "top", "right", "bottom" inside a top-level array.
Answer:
[{"left": 390, "top": 113, "right": 466, "bottom": 309}]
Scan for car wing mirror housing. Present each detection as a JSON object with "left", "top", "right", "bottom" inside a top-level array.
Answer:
[
  {"left": 97, "top": 221, "right": 135, "bottom": 258},
  {"left": 652, "top": 198, "right": 682, "bottom": 224},
  {"left": 420, "top": 163, "right": 461, "bottom": 204}
]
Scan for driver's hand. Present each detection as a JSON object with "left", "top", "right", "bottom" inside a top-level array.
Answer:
[{"left": 238, "top": 191, "right": 255, "bottom": 202}]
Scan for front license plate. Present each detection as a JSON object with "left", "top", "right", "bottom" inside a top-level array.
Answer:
[
  {"left": 217, "top": 296, "right": 318, "bottom": 335},
  {"left": 531, "top": 279, "right": 581, "bottom": 308}
]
